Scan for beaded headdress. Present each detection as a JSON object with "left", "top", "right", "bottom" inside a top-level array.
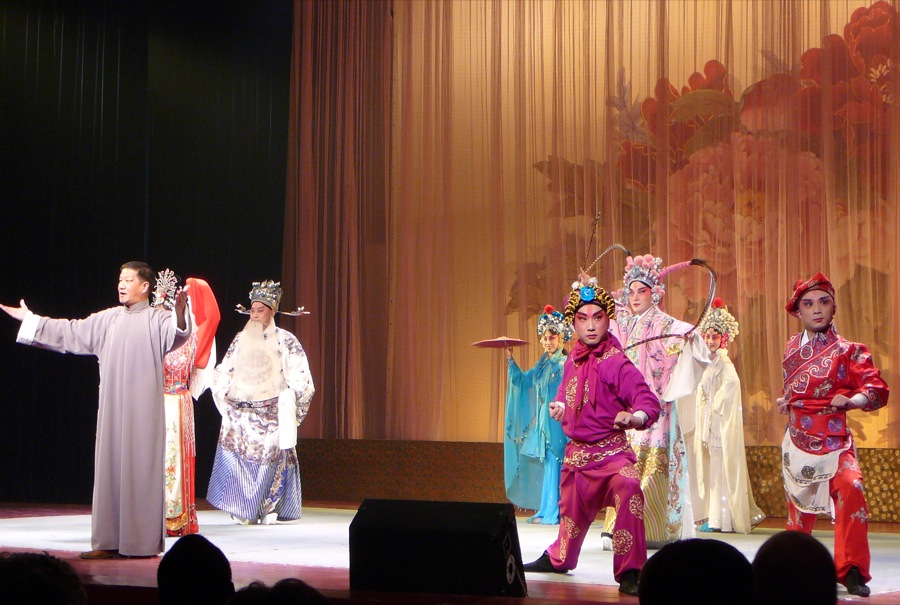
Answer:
[
  {"left": 151, "top": 269, "right": 181, "bottom": 310},
  {"left": 563, "top": 277, "right": 617, "bottom": 324},
  {"left": 235, "top": 280, "right": 310, "bottom": 316},
  {"left": 537, "top": 305, "right": 573, "bottom": 342},
  {"left": 785, "top": 272, "right": 835, "bottom": 314},
  {"left": 250, "top": 280, "right": 282, "bottom": 311},
  {"left": 698, "top": 298, "right": 739, "bottom": 343},
  {"left": 620, "top": 254, "right": 665, "bottom": 305}
]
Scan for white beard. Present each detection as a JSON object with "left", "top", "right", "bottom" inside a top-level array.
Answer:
[{"left": 226, "top": 319, "right": 284, "bottom": 402}]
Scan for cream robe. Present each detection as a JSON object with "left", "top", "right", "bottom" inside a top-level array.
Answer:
[
  {"left": 686, "top": 348, "right": 765, "bottom": 533},
  {"left": 207, "top": 323, "right": 314, "bottom": 521}
]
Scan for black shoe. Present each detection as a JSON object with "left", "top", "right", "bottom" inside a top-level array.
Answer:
[
  {"left": 522, "top": 552, "right": 567, "bottom": 574},
  {"left": 845, "top": 566, "right": 871, "bottom": 597},
  {"left": 618, "top": 569, "right": 639, "bottom": 596}
]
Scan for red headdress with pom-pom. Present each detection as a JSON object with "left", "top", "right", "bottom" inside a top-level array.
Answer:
[{"left": 537, "top": 304, "right": 572, "bottom": 342}]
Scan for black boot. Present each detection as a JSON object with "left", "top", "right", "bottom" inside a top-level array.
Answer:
[
  {"left": 845, "top": 566, "right": 871, "bottom": 597},
  {"left": 522, "top": 551, "right": 567, "bottom": 574},
  {"left": 618, "top": 569, "right": 639, "bottom": 596}
]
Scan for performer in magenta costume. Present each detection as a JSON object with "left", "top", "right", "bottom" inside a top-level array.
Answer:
[
  {"left": 777, "top": 272, "right": 888, "bottom": 598},
  {"left": 523, "top": 276, "right": 661, "bottom": 596}
]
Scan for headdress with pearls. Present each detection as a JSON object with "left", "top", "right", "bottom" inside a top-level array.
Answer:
[
  {"left": 249, "top": 280, "right": 282, "bottom": 311},
  {"left": 620, "top": 254, "right": 665, "bottom": 305},
  {"left": 235, "top": 280, "right": 310, "bottom": 316},
  {"left": 152, "top": 269, "right": 181, "bottom": 310},
  {"left": 537, "top": 305, "right": 573, "bottom": 342},
  {"left": 698, "top": 298, "right": 739, "bottom": 343}
]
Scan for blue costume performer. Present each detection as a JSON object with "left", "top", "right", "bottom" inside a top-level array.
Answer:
[{"left": 504, "top": 305, "right": 571, "bottom": 524}]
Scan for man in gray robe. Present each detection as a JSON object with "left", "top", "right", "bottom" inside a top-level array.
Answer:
[{"left": 1, "top": 261, "right": 190, "bottom": 558}]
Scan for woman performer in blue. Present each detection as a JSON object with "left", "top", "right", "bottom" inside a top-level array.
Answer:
[{"left": 504, "top": 305, "right": 571, "bottom": 524}]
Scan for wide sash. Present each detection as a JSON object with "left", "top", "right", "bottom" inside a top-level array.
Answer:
[
  {"left": 563, "top": 433, "right": 632, "bottom": 470},
  {"left": 788, "top": 408, "right": 850, "bottom": 453}
]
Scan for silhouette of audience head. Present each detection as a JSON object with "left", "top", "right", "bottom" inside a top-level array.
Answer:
[
  {"left": 752, "top": 530, "right": 837, "bottom": 605},
  {"left": 638, "top": 538, "right": 754, "bottom": 605},
  {"left": 0, "top": 551, "right": 86, "bottom": 605},
  {"left": 226, "top": 578, "right": 328, "bottom": 604},
  {"left": 157, "top": 534, "right": 235, "bottom": 605}
]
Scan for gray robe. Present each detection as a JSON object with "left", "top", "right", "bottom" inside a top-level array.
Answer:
[{"left": 17, "top": 299, "right": 188, "bottom": 555}]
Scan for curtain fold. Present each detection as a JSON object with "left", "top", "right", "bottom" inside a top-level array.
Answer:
[
  {"left": 283, "top": 0, "right": 393, "bottom": 439},
  {"left": 286, "top": 0, "right": 899, "bottom": 448}
]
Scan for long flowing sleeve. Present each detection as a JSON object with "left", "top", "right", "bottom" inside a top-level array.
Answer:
[
  {"left": 506, "top": 358, "right": 537, "bottom": 442},
  {"left": 662, "top": 331, "right": 711, "bottom": 402},
  {"left": 190, "top": 339, "right": 217, "bottom": 399},
  {"left": 211, "top": 333, "right": 240, "bottom": 416},
  {"left": 18, "top": 309, "right": 112, "bottom": 355},
  {"left": 282, "top": 331, "right": 315, "bottom": 421},
  {"left": 274, "top": 331, "right": 314, "bottom": 450},
  {"left": 504, "top": 355, "right": 544, "bottom": 510}
]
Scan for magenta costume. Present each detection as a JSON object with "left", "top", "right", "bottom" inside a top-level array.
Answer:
[{"left": 543, "top": 335, "right": 661, "bottom": 581}]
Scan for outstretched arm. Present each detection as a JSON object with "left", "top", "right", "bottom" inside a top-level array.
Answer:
[{"left": 0, "top": 299, "right": 29, "bottom": 322}]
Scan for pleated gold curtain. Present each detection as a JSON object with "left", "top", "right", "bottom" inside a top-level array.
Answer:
[{"left": 286, "top": 0, "right": 900, "bottom": 448}]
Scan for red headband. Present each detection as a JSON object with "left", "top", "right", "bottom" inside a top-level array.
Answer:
[{"left": 785, "top": 272, "right": 835, "bottom": 314}]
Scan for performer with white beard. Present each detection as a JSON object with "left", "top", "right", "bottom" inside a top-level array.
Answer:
[{"left": 206, "top": 280, "right": 315, "bottom": 525}]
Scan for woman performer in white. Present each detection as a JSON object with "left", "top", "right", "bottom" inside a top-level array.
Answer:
[{"left": 687, "top": 298, "right": 765, "bottom": 533}]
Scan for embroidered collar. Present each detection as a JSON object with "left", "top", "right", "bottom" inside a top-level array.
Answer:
[{"left": 800, "top": 324, "right": 838, "bottom": 347}]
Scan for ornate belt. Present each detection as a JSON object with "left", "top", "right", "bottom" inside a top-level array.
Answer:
[
  {"left": 564, "top": 433, "right": 630, "bottom": 468},
  {"left": 232, "top": 395, "right": 280, "bottom": 410}
]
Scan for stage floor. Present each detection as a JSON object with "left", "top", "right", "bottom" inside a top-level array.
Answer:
[{"left": 2, "top": 503, "right": 900, "bottom": 604}]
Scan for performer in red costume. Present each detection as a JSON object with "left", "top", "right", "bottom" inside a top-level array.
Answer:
[
  {"left": 777, "top": 272, "right": 888, "bottom": 598},
  {"left": 152, "top": 270, "right": 221, "bottom": 536},
  {"left": 523, "top": 276, "right": 660, "bottom": 596}
]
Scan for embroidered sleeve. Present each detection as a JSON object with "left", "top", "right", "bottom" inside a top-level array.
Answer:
[{"left": 846, "top": 342, "right": 889, "bottom": 412}]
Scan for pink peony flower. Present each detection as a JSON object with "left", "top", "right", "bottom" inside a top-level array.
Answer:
[{"left": 666, "top": 132, "right": 825, "bottom": 300}]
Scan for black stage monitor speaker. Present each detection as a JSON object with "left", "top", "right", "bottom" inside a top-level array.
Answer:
[{"left": 349, "top": 499, "right": 528, "bottom": 597}]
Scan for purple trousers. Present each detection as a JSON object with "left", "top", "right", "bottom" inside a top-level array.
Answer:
[{"left": 546, "top": 439, "right": 647, "bottom": 582}]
